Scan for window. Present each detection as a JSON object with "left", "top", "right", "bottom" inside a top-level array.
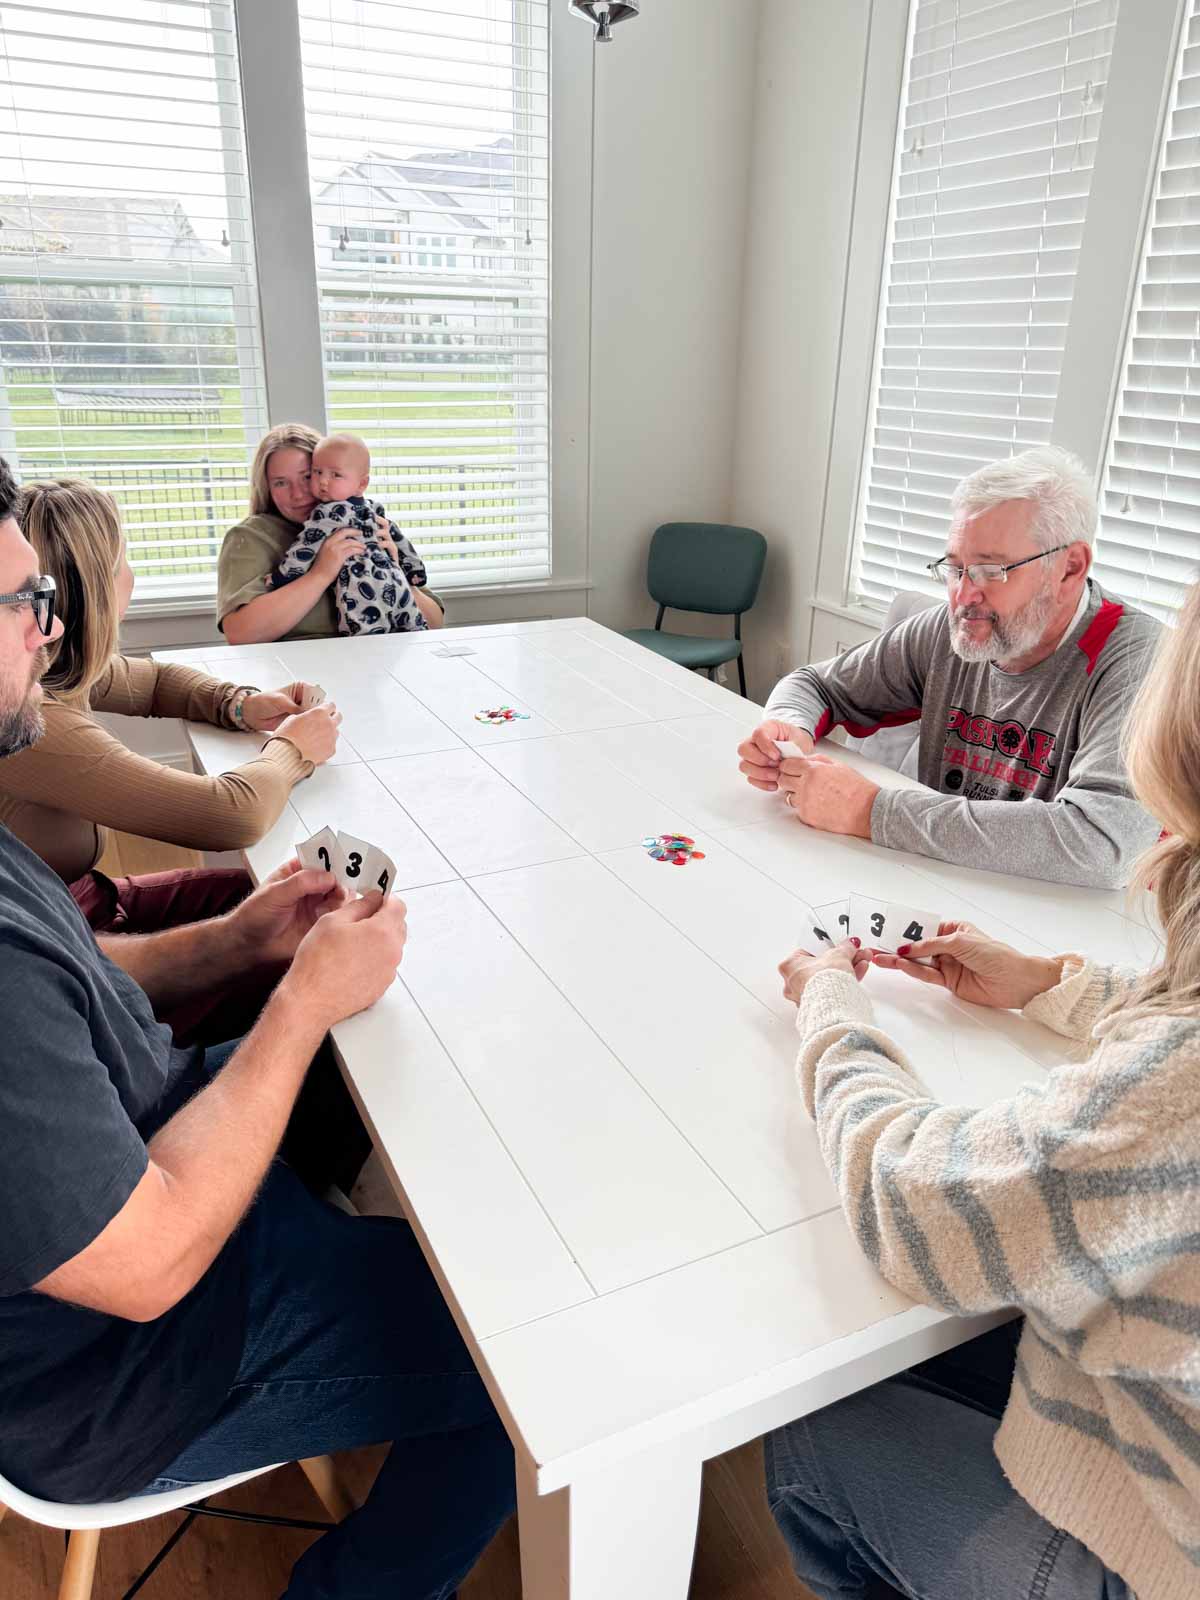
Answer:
[
  {"left": 299, "top": 0, "right": 550, "bottom": 588},
  {"left": 849, "top": 0, "right": 1120, "bottom": 610},
  {"left": 1095, "top": 0, "right": 1200, "bottom": 623},
  {"left": 0, "top": 0, "right": 267, "bottom": 598}
]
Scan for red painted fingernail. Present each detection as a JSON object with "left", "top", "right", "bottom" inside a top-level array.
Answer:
[
  {"left": 850, "top": 937, "right": 861, "bottom": 948},
  {"left": 896, "top": 944, "right": 912, "bottom": 957}
]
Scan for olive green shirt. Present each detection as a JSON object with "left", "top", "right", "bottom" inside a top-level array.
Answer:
[
  {"left": 217, "top": 510, "right": 444, "bottom": 641},
  {"left": 217, "top": 511, "right": 338, "bottom": 641}
]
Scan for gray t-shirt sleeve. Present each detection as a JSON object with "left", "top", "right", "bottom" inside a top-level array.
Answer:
[
  {"left": 871, "top": 629, "right": 1162, "bottom": 889},
  {"left": 0, "top": 948, "right": 148, "bottom": 1295},
  {"left": 764, "top": 612, "right": 936, "bottom": 739}
]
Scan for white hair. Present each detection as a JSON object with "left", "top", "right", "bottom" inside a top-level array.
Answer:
[{"left": 950, "top": 446, "right": 1097, "bottom": 551}]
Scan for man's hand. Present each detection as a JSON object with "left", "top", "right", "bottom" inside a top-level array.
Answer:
[
  {"left": 779, "top": 937, "right": 870, "bottom": 1006},
  {"left": 779, "top": 754, "right": 879, "bottom": 839},
  {"left": 871, "top": 921, "right": 1062, "bottom": 1010},
  {"left": 226, "top": 858, "right": 347, "bottom": 969},
  {"left": 241, "top": 684, "right": 323, "bottom": 732},
  {"left": 737, "top": 720, "right": 815, "bottom": 792},
  {"left": 280, "top": 891, "right": 408, "bottom": 1028}
]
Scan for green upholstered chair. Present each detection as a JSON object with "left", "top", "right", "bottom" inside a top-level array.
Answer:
[{"left": 622, "top": 521, "right": 767, "bottom": 697}]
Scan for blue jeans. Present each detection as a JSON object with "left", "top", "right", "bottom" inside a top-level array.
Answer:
[
  {"left": 764, "top": 1322, "right": 1133, "bottom": 1600},
  {"left": 145, "top": 1161, "right": 515, "bottom": 1599}
]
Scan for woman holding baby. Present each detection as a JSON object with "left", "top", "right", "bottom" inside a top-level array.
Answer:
[
  {"left": 0, "top": 477, "right": 340, "bottom": 951},
  {"left": 218, "top": 421, "right": 444, "bottom": 644}
]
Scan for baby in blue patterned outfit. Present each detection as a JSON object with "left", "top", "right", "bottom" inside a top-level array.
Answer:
[{"left": 272, "top": 432, "right": 429, "bottom": 636}]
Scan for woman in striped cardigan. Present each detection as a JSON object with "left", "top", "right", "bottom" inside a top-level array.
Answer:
[{"left": 766, "top": 585, "right": 1200, "bottom": 1600}]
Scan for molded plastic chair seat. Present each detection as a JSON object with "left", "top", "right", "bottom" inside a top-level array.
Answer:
[
  {"left": 0, "top": 1453, "right": 352, "bottom": 1600},
  {"left": 622, "top": 628, "right": 743, "bottom": 670},
  {"left": 620, "top": 520, "right": 767, "bottom": 697}
]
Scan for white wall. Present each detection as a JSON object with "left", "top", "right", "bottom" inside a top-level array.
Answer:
[
  {"left": 584, "top": 0, "right": 761, "bottom": 635},
  {"left": 729, "top": 0, "right": 876, "bottom": 699}
]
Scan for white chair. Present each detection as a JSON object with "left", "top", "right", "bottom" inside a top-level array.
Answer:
[
  {"left": 0, "top": 1453, "right": 354, "bottom": 1600},
  {"left": 841, "top": 589, "right": 939, "bottom": 777}
]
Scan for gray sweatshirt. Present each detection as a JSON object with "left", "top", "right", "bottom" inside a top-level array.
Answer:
[{"left": 764, "top": 582, "right": 1162, "bottom": 888}]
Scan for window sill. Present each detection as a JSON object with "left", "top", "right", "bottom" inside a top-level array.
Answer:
[{"left": 125, "top": 574, "right": 593, "bottom": 624}]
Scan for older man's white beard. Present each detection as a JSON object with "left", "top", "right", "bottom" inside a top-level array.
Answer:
[{"left": 950, "top": 581, "right": 1057, "bottom": 665}]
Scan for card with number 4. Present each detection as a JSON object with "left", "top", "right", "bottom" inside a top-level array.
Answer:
[{"left": 364, "top": 843, "right": 396, "bottom": 900}]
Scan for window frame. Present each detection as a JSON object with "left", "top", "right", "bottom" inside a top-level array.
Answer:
[{"left": 810, "top": 0, "right": 1188, "bottom": 658}]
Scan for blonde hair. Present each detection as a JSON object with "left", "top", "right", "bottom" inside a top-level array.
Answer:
[
  {"left": 248, "top": 422, "right": 321, "bottom": 516},
  {"left": 20, "top": 479, "right": 124, "bottom": 701},
  {"left": 1123, "top": 583, "right": 1200, "bottom": 1014}
]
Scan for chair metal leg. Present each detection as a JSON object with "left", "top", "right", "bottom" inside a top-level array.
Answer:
[
  {"left": 737, "top": 651, "right": 748, "bottom": 698},
  {"left": 58, "top": 1527, "right": 100, "bottom": 1600},
  {"left": 299, "top": 1455, "right": 356, "bottom": 1522},
  {"left": 706, "top": 666, "right": 717, "bottom": 682}
]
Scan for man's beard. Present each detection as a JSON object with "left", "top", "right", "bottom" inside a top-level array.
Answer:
[
  {"left": 0, "top": 649, "right": 49, "bottom": 757},
  {"left": 950, "top": 579, "right": 1056, "bottom": 665}
]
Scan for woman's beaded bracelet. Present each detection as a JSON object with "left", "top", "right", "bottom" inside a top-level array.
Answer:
[{"left": 229, "top": 687, "right": 257, "bottom": 728}]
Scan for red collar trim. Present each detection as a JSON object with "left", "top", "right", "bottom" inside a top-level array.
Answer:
[{"left": 1076, "top": 598, "right": 1124, "bottom": 676}]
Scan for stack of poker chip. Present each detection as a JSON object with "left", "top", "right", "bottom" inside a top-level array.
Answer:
[
  {"left": 474, "top": 706, "right": 531, "bottom": 725},
  {"left": 641, "top": 832, "right": 706, "bottom": 866}
]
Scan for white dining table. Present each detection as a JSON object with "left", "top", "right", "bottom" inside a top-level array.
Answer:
[{"left": 158, "top": 616, "right": 1162, "bottom": 1598}]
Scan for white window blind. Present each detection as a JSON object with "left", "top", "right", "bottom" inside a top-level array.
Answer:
[
  {"left": 1095, "top": 1, "right": 1200, "bottom": 623},
  {"left": 0, "top": 0, "right": 267, "bottom": 598},
  {"left": 850, "top": 0, "right": 1119, "bottom": 610},
  {"left": 298, "top": 0, "right": 550, "bottom": 588}
]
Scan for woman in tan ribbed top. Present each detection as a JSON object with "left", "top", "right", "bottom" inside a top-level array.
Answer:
[{"left": 2, "top": 479, "right": 341, "bottom": 931}]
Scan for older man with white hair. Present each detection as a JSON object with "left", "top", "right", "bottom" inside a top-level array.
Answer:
[{"left": 737, "top": 446, "right": 1162, "bottom": 888}]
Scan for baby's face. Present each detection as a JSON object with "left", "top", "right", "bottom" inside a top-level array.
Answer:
[{"left": 312, "top": 444, "right": 370, "bottom": 502}]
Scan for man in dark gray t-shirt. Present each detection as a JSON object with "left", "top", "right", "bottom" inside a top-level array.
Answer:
[
  {"left": 737, "top": 448, "right": 1161, "bottom": 889},
  {"left": 0, "top": 462, "right": 513, "bottom": 1596}
]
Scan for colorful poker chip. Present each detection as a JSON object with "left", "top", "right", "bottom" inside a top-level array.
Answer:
[
  {"left": 640, "top": 833, "right": 706, "bottom": 866},
  {"left": 474, "top": 705, "right": 531, "bottom": 725}
]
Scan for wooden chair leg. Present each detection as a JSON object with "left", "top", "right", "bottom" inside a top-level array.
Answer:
[
  {"left": 0, "top": 1500, "right": 7, "bottom": 1525},
  {"left": 298, "top": 1455, "right": 356, "bottom": 1523},
  {"left": 58, "top": 1528, "right": 100, "bottom": 1600}
]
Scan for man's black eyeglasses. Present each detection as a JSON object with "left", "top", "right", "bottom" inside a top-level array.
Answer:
[{"left": 0, "top": 575, "right": 56, "bottom": 636}]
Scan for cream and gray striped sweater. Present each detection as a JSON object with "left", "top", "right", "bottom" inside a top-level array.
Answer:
[{"left": 796, "top": 958, "right": 1200, "bottom": 1600}]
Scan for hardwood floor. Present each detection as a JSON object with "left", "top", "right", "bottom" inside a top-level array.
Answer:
[
  {"left": 0, "top": 1439, "right": 809, "bottom": 1598},
  {"left": 2, "top": 835, "right": 813, "bottom": 1597}
]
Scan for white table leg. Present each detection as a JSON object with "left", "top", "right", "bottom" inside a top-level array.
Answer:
[{"left": 517, "top": 1440, "right": 702, "bottom": 1600}]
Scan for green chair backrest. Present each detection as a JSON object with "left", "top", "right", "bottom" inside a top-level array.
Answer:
[{"left": 646, "top": 522, "right": 767, "bottom": 617}]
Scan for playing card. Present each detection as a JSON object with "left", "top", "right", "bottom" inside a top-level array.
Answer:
[
  {"left": 884, "top": 901, "right": 944, "bottom": 950},
  {"left": 364, "top": 843, "right": 397, "bottom": 899},
  {"left": 775, "top": 739, "right": 809, "bottom": 761},
  {"left": 299, "top": 682, "right": 327, "bottom": 710},
  {"left": 334, "top": 831, "right": 373, "bottom": 892},
  {"left": 849, "top": 892, "right": 890, "bottom": 947},
  {"left": 432, "top": 642, "right": 477, "bottom": 658},
  {"left": 297, "top": 825, "right": 338, "bottom": 877}
]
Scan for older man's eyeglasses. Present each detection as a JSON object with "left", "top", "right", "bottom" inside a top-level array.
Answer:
[
  {"left": 926, "top": 546, "right": 1069, "bottom": 587},
  {"left": 0, "top": 575, "right": 56, "bottom": 636}
]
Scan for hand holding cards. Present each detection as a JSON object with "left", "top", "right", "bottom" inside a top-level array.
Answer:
[{"left": 297, "top": 825, "right": 396, "bottom": 899}]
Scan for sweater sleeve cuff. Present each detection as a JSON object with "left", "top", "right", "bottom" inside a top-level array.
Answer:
[
  {"left": 259, "top": 734, "right": 313, "bottom": 782},
  {"left": 796, "top": 967, "right": 876, "bottom": 1039},
  {"left": 1021, "top": 954, "right": 1096, "bottom": 1028}
]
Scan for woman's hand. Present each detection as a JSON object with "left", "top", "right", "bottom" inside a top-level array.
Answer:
[
  {"left": 779, "top": 937, "right": 870, "bottom": 1006},
  {"left": 871, "top": 921, "right": 1061, "bottom": 1011},
  {"left": 271, "top": 702, "right": 342, "bottom": 766},
  {"left": 312, "top": 527, "right": 367, "bottom": 585},
  {"left": 239, "top": 683, "right": 316, "bottom": 732}
]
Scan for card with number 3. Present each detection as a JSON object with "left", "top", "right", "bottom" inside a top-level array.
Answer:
[{"left": 849, "top": 892, "right": 942, "bottom": 952}]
